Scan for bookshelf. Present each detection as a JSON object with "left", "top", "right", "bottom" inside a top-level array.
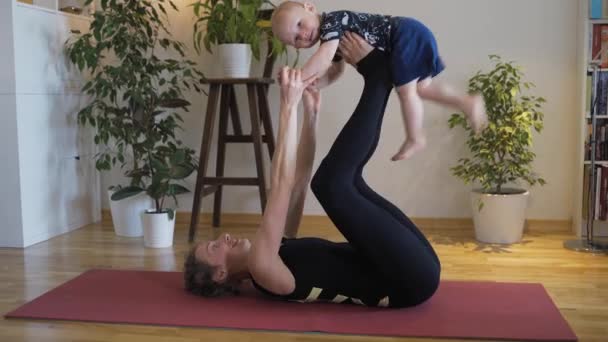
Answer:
[
  {"left": 572, "top": 0, "right": 608, "bottom": 242},
  {"left": 0, "top": 1, "right": 100, "bottom": 247},
  {"left": 16, "top": 0, "right": 97, "bottom": 19}
]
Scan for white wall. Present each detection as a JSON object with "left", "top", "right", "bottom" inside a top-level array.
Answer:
[
  {"left": 102, "top": 0, "right": 578, "bottom": 222},
  {"left": 0, "top": 1, "right": 25, "bottom": 247}
]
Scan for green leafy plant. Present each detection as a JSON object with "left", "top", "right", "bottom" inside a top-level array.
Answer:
[
  {"left": 191, "top": 0, "right": 286, "bottom": 61},
  {"left": 65, "top": 0, "right": 203, "bottom": 218},
  {"left": 256, "top": 4, "right": 290, "bottom": 63},
  {"left": 448, "top": 55, "right": 547, "bottom": 199},
  {"left": 109, "top": 144, "right": 198, "bottom": 220}
]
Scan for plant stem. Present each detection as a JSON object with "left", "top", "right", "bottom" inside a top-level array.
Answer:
[
  {"left": 131, "top": 145, "right": 138, "bottom": 185},
  {"left": 146, "top": 149, "right": 159, "bottom": 212},
  {"left": 496, "top": 150, "right": 506, "bottom": 193}
]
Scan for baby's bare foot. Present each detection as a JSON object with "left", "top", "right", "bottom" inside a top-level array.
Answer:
[
  {"left": 464, "top": 95, "right": 488, "bottom": 134},
  {"left": 391, "top": 138, "right": 427, "bottom": 161}
]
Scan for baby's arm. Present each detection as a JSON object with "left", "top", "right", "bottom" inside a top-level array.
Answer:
[
  {"left": 301, "top": 40, "right": 340, "bottom": 82},
  {"left": 315, "top": 59, "right": 345, "bottom": 89}
]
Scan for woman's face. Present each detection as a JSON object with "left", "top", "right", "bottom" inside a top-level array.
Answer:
[{"left": 194, "top": 233, "right": 251, "bottom": 281}]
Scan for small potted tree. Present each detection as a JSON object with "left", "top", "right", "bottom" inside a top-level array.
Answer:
[
  {"left": 65, "top": 0, "right": 204, "bottom": 238},
  {"left": 448, "top": 55, "right": 547, "bottom": 244},
  {"left": 191, "top": 0, "right": 284, "bottom": 77},
  {"left": 112, "top": 141, "right": 198, "bottom": 248}
]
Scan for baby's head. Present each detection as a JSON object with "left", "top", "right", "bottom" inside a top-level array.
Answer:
[{"left": 271, "top": 1, "right": 321, "bottom": 49}]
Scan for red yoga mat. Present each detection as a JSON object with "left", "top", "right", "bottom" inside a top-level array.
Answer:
[{"left": 5, "top": 269, "right": 577, "bottom": 341}]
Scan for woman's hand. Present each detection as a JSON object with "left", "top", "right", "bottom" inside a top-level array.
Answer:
[
  {"left": 339, "top": 31, "right": 374, "bottom": 66},
  {"left": 278, "top": 67, "right": 317, "bottom": 110}
]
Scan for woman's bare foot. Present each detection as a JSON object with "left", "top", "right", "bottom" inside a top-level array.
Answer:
[
  {"left": 391, "top": 138, "right": 427, "bottom": 161},
  {"left": 464, "top": 94, "right": 488, "bottom": 134}
]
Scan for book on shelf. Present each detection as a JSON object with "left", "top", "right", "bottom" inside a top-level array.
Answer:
[
  {"left": 590, "top": 0, "right": 608, "bottom": 19},
  {"left": 590, "top": 23, "right": 608, "bottom": 67},
  {"left": 599, "top": 168, "right": 606, "bottom": 219},
  {"left": 584, "top": 69, "right": 608, "bottom": 115},
  {"left": 584, "top": 164, "right": 589, "bottom": 218},
  {"left": 582, "top": 165, "right": 608, "bottom": 220},
  {"left": 584, "top": 120, "right": 608, "bottom": 160},
  {"left": 587, "top": 73, "right": 593, "bottom": 113}
]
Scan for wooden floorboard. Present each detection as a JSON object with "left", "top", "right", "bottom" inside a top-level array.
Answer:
[{"left": 0, "top": 217, "right": 606, "bottom": 341}]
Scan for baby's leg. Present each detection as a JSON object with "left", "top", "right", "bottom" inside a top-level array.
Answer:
[
  {"left": 417, "top": 77, "right": 487, "bottom": 134},
  {"left": 392, "top": 79, "right": 426, "bottom": 161}
]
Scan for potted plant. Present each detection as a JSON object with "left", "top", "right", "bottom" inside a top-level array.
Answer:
[
  {"left": 448, "top": 55, "right": 547, "bottom": 244},
  {"left": 65, "top": 0, "right": 204, "bottom": 239},
  {"left": 106, "top": 185, "right": 152, "bottom": 237},
  {"left": 112, "top": 143, "right": 198, "bottom": 248},
  {"left": 191, "top": 0, "right": 284, "bottom": 77}
]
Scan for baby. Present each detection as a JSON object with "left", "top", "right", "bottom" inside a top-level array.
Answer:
[{"left": 271, "top": 1, "right": 487, "bottom": 161}]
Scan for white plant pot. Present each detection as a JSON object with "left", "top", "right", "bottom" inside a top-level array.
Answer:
[
  {"left": 218, "top": 44, "right": 252, "bottom": 78},
  {"left": 471, "top": 189, "right": 529, "bottom": 244},
  {"left": 107, "top": 189, "right": 152, "bottom": 237},
  {"left": 142, "top": 210, "right": 176, "bottom": 248}
]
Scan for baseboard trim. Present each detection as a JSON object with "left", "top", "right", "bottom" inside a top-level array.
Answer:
[
  {"left": 24, "top": 217, "right": 96, "bottom": 248},
  {"left": 101, "top": 210, "right": 572, "bottom": 233}
]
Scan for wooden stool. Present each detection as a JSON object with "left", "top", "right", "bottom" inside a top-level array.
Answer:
[{"left": 188, "top": 78, "right": 276, "bottom": 242}]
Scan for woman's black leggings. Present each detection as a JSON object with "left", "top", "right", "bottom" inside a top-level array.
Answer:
[{"left": 310, "top": 49, "right": 441, "bottom": 308}]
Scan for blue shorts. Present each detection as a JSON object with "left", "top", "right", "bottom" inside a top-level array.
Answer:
[{"left": 389, "top": 17, "right": 445, "bottom": 87}]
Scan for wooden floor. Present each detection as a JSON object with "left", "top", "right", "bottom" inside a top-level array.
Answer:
[{"left": 1, "top": 216, "right": 607, "bottom": 342}]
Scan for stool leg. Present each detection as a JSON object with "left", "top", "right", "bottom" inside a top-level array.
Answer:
[
  {"left": 189, "top": 84, "right": 220, "bottom": 242},
  {"left": 229, "top": 88, "right": 243, "bottom": 136},
  {"left": 246, "top": 84, "right": 268, "bottom": 211},
  {"left": 213, "top": 85, "right": 231, "bottom": 228},
  {"left": 257, "top": 84, "right": 276, "bottom": 158}
]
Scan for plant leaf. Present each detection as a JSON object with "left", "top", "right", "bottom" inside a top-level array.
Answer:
[{"left": 111, "top": 186, "right": 145, "bottom": 201}]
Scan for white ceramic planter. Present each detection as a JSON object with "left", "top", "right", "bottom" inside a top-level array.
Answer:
[
  {"left": 142, "top": 210, "right": 176, "bottom": 248},
  {"left": 471, "top": 189, "right": 529, "bottom": 244},
  {"left": 107, "top": 189, "right": 152, "bottom": 237},
  {"left": 218, "top": 44, "right": 252, "bottom": 78}
]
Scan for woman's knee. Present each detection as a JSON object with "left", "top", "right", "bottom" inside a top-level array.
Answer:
[
  {"left": 312, "top": 156, "right": 338, "bottom": 184},
  {"left": 311, "top": 162, "right": 350, "bottom": 201},
  {"left": 312, "top": 170, "right": 335, "bottom": 197},
  {"left": 311, "top": 163, "right": 332, "bottom": 199},
  {"left": 311, "top": 158, "right": 327, "bottom": 186}
]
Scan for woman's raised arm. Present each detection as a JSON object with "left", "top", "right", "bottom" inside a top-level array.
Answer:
[{"left": 248, "top": 68, "right": 315, "bottom": 295}]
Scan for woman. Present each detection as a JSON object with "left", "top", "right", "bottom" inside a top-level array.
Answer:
[{"left": 184, "top": 32, "right": 440, "bottom": 308}]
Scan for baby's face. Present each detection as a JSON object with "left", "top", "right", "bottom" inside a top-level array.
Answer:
[{"left": 273, "top": 3, "right": 320, "bottom": 49}]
